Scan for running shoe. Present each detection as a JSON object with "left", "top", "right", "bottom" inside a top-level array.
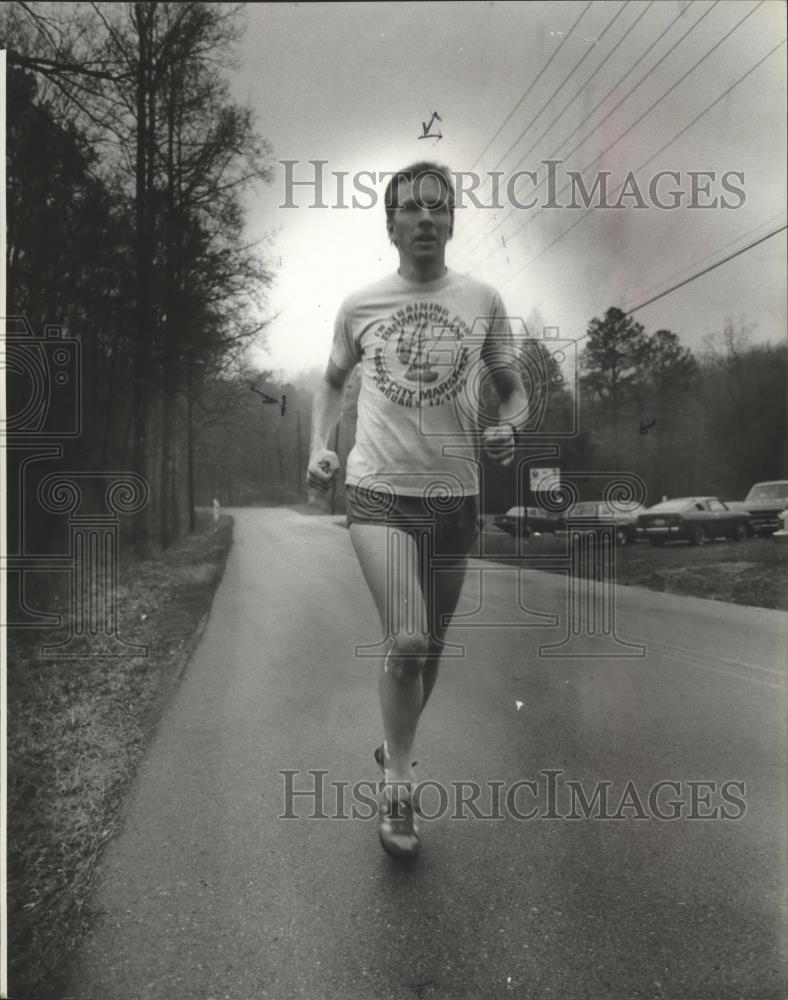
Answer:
[
  {"left": 378, "top": 783, "right": 421, "bottom": 860},
  {"left": 374, "top": 742, "right": 417, "bottom": 774},
  {"left": 374, "top": 743, "right": 422, "bottom": 816}
]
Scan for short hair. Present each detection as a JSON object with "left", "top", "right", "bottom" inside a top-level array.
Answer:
[{"left": 384, "top": 162, "right": 456, "bottom": 237}]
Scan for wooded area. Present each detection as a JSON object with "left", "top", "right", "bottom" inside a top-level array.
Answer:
[
  {"left": 4, "top": 3, "right": 785, "bottom": 554},
  {"left": 577, "top": 308, "right": 786, "bottom": 504},
  {"left": 192, "top": 309, "right": 786, "bottom": 516},
  {"left": 4, "top": 2, "right": 276, "bottom": 552}
]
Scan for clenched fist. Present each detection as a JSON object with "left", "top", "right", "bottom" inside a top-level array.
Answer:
[
  {"left": 482, "top": 423, "right": 515, "bottom": 466},
  {"left": 307, "top": 449, "right": 340, "bottom": 492}
]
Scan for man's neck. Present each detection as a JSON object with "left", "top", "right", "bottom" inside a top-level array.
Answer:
[{"left": 397, "top": 257, "right": 448, "bottom": 283}]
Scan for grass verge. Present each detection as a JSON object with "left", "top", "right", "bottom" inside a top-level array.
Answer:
[
  {"left": 478, "top": 529, "right": 788, "bottom": 611},
  {"left": 284, "top": 509, "right": 788, "bottom": 611},
  {"left": 6, "top": 512, "right": 234, "bottom": 999}
]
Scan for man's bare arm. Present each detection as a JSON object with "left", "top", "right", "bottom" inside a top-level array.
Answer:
[
  {"left": 490, "top": 364, "right": 529, "bottom": 430},
  {"left": 481, "top": 336, "right": 529, "bottom": 466},
  {"left": 307, "top": 359, "right": 352, "bottom": 490}
]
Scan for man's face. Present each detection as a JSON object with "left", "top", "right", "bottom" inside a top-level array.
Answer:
[{"left": 388, "top": 173, "right": 453, "bottom": 264}]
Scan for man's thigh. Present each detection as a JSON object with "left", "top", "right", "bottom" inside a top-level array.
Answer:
[
  {"left": 420, "top": 556, "right": 468, "bottom": 645},
  {"left": 416, "top": 495, "right": 476, "bottom": 641},
  {"left": 348, "top": 522, "right": 429, "bottom": 643}
]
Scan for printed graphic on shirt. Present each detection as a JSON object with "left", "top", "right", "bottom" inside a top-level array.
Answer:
[{"left": 371, "top": 301, "right": 473, "bottom": 408}]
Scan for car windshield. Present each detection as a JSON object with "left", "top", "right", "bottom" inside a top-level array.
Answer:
[
  {"left": 505, "top": 507, "right": 525, "bottom": 517},
  {"left": 645, "top": 499, "right": 699, "bottom": 513},
  {"left": 746, "top": 483, "right": 788, "bottom": 501},
  {"left": 570, "top": 502, "right": 600, "bottom": 517}
]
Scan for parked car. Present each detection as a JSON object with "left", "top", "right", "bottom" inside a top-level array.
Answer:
[
  {"left": 493, "top": 505, "right": 564, "bottom": 536},
  {"left": 564, "top": 500, "right": 646, "bottom": 545},
  {"left": 740, "top": 480, "right": 788, "bottom": 536},
  {"left": 637, "top": 497, "right": 751, "bottom": 546}
]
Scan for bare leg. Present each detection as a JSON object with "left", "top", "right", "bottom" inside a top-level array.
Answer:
[
  {"left": 349, "top": 523, "right": 428, "bottom": 786},
  {"left": 420, "top": 557, "right": 467, "bottom": 715}
]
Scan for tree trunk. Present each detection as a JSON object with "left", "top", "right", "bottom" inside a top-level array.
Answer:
[
  {"left": 132, "top": 2, "right": 155, "bottom": 552},
  {"left": 159, "top": 62, "right": 177, "bottom": 549},
  {"left": 187, "top": 372, "right": 195, "bottom": 531}
]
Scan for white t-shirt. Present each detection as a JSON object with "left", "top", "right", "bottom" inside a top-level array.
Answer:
[{"left": 330, "top": 269, "right": 514, "bottom": 497}]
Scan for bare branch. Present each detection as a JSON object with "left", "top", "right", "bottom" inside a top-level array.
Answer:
[{"left": 7, "top": 50, "right": 132, "bottom": 81}]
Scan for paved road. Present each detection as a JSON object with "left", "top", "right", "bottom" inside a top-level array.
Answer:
[{"left": 71, "top": 508, "right": 787, "bottom": 999}]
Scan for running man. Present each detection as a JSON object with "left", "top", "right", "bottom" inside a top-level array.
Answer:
[{"left": 307, "top": 161, "right": 528, "bottom": 859}]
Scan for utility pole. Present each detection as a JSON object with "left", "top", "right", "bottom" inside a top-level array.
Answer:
[
  {"left": 186, "top": 373, "right": 195, "bottom": 532},
  {"left": 250, "top": 384, "right": 287, "bottom": 502},
  {"left": 296, "top": 408, "right": 303, "bottom": 503}
]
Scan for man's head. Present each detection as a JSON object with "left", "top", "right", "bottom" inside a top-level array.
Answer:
[{"left": 384, "top": 163, "right": 455, "bottom": 274}]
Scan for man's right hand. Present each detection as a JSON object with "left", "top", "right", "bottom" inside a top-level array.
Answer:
[{"left": 307, "top": 449, "right": 340, "bottom": 492}]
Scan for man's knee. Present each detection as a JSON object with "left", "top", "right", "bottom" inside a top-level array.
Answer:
[{"left": 388, "top": 633, "right": 429, "bottom": 679}]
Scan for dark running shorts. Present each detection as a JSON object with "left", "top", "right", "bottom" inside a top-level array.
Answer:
[{"left": 345, "top": 485, "right": 479, "bottom": 560}]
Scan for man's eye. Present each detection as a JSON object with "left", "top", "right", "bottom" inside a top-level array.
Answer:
[{"left": 398, "top": 200, "right": 448, "bottom": 213}]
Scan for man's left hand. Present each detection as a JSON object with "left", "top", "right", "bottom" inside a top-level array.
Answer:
[{"left": 482, "top": 423, "right": 515, "bottom": 466}]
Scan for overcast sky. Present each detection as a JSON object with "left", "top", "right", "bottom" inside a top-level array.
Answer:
[{"left": 227, "top": 0, "right": 787, "bottom": 377}]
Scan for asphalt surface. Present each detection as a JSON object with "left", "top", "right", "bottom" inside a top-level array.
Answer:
[{"left": 70, "top": 508, "right": 788, "bottom": 1000}]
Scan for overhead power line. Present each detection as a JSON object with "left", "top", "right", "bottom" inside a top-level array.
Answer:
[
  {"left": 472, "top": 0, "right": 763, "bottom": 274},
  {"left": 455, "top": 0, "right": 650, "bottom": 255},
  {"left": 622, "top": 213, "right": 788, "bottom": 311},
  {"left": 454, "top": 0, "right": 709, "bottom": 264},
  {"left": 490, "top": 2, "right": 630, "bottom": 175},
  {"left": 468, "top": 1, "right": 594, "bottom": 174},
  {"left": 623, "top": 224, "right": 787, "bottom": 316},
  {"left": 524, "top": 223, "right": 786, "bottom": 364},
  {"left": 497, "top": 32, "right": 786, "bottom": 293}
]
